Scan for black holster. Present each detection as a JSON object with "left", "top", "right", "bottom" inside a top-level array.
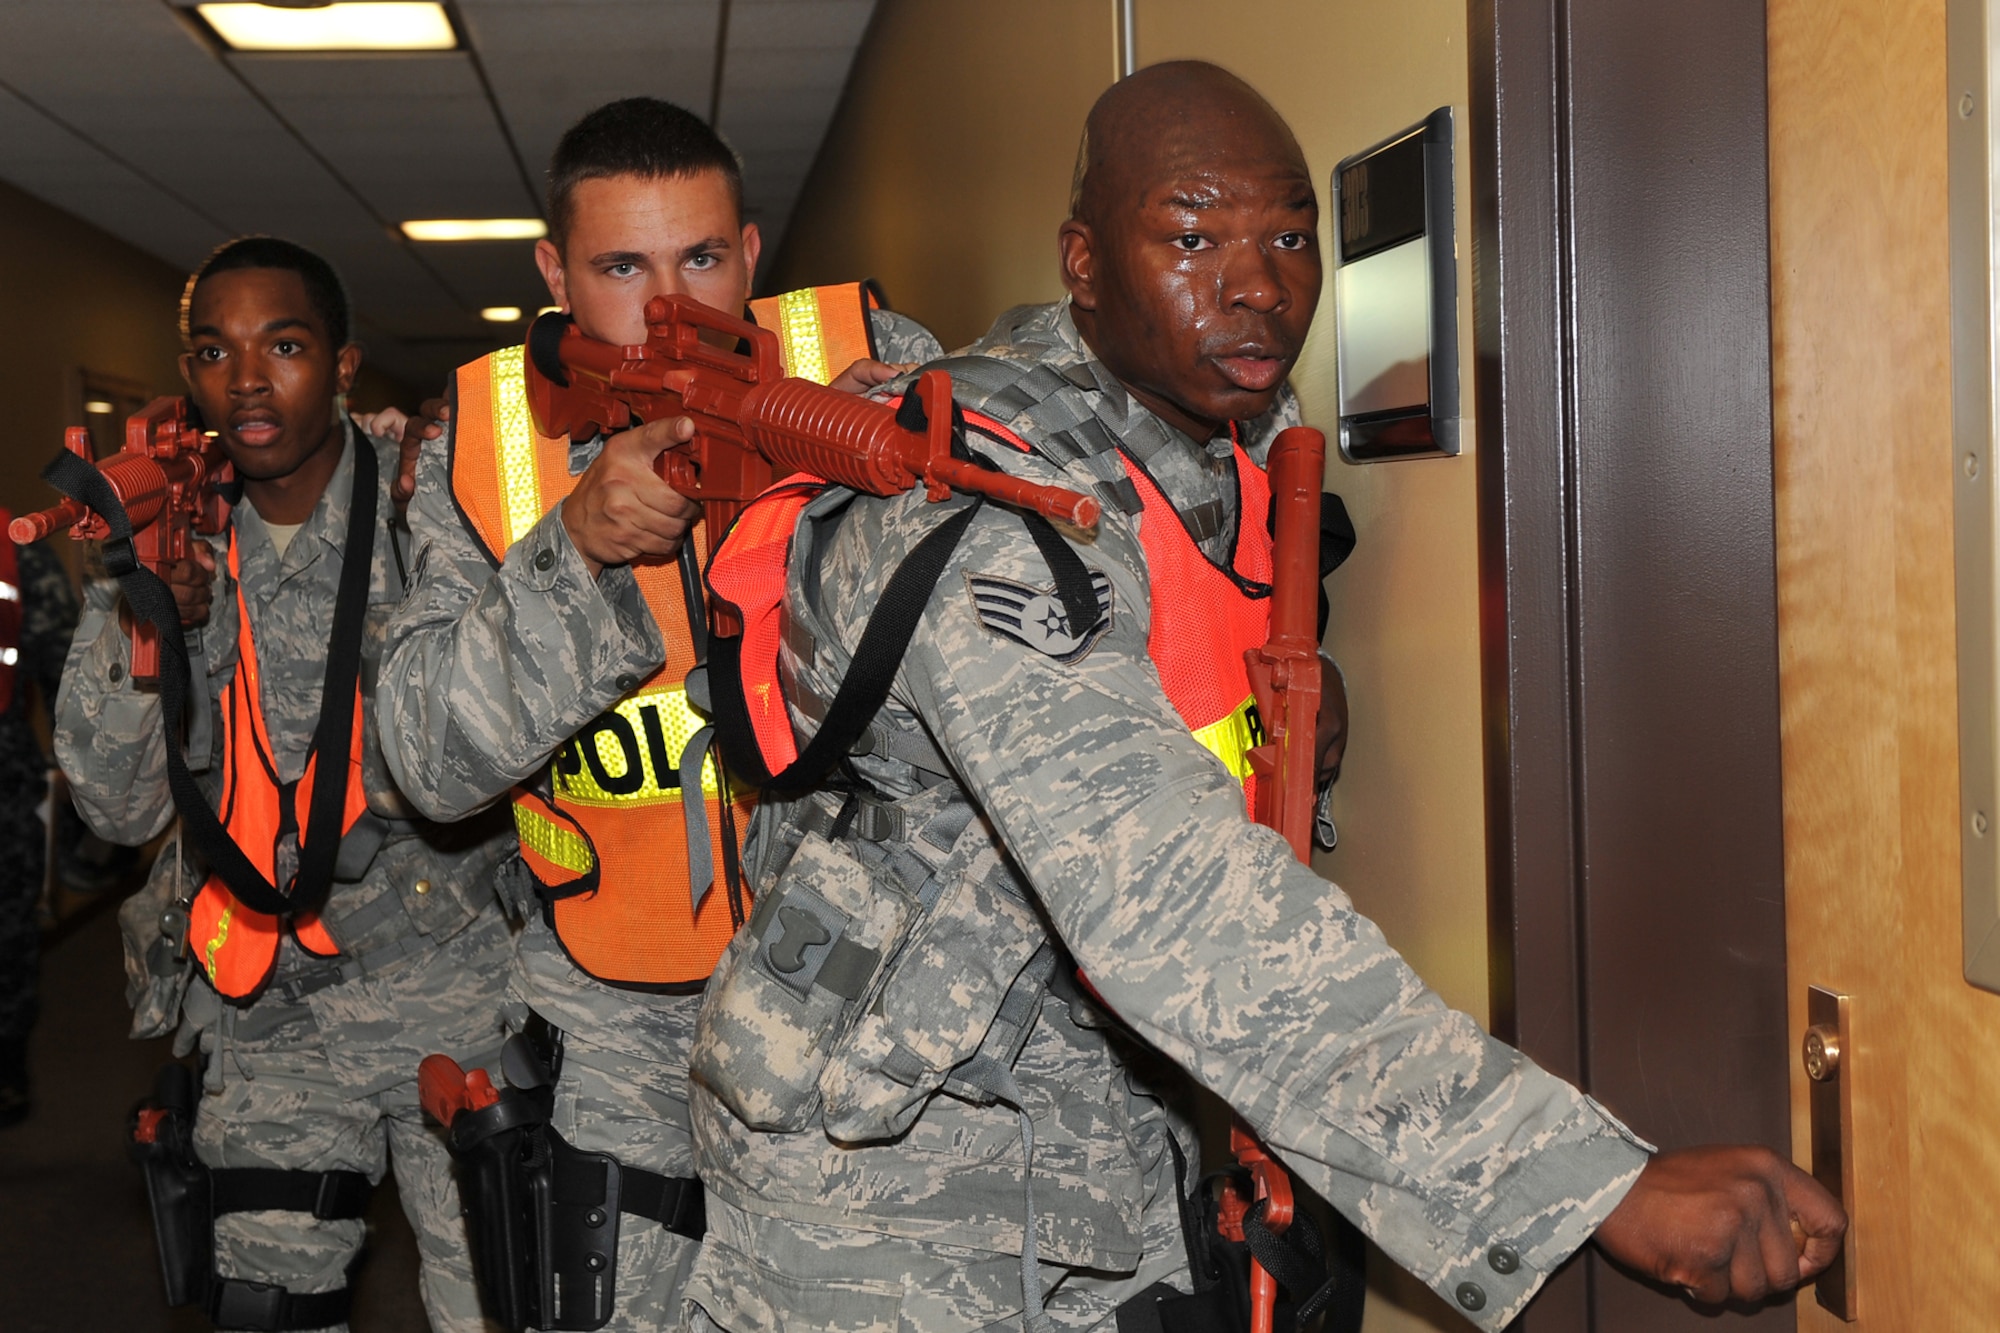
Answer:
[
  {"left": 129, "top": 1061, "right": 373, "bottom": 1330},
  {"left": 1116, "top": 1160, "right": 1367, "bottom": 1333},
  {"left": 130, "top": 1061, "right": 210, "bottom": 1308},
  {"left": 446, "top": 1034, "right": 704, "bottom": 1333}
]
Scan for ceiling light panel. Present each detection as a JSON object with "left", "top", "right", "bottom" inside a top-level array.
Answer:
[
  {"left": 401, "top": 218, "right": 545, "bottom": 241},
  {"left": 196, "top": 3, "right": 458, "bottom": 53}
]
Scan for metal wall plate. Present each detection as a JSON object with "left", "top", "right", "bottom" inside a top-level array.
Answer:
[
  {"left": 1948, "top": 0, "right": 2000, "bottom": 992},
  {"left": 1331, "top": 107, "right": 1459, "bottom": 463}
]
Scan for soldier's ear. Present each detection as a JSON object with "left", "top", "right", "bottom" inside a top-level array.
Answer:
[
  {"left": 334, "top": 343, "right": 362, "bottom": 397},
  {"left": 740, "top": 221, "right": 763, "bottom": 299},
  {"left": 1059, "top": 220, "right": 1098, "bottom": 311},
  {"left": 535, "top": 238, "right": 570, "bottom": 313}
]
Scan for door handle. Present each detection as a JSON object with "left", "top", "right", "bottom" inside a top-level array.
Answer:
[{"left": 1803, "top": 985, "right": 1858, "bottom": 1321}]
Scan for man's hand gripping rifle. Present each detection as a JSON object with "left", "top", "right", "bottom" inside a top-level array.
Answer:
[
  {"left": 10, "top": 397, "right": 233, "bottom": 686},
  {"left": 523, "top": 295, "right": 1100, "bottom": 628}
]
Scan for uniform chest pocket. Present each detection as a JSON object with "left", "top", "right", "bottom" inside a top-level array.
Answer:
[{"left": 690, "top": 832, "right": 917, "bottom": 1133}]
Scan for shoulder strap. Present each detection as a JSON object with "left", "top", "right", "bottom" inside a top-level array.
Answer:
[
  {"left": 43, "top": 436, "right": 377, "bottom": 918},
  {"left": 710, "top": 496, "right": 985, "bottom": 797}
]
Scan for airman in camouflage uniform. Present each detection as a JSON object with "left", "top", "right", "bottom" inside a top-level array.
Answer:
[
  {"left": 0, "top": 537, "right": 81, "bottom": 1125},
  {"left": 684, "top": 62, "right": 1844, "bottom": 1332},
  {"left": 377, "top": 98, "right": 944, "bottom": 1331},
  {"left": 55, "top": 239, "right": 513, "bottom": 1333}
]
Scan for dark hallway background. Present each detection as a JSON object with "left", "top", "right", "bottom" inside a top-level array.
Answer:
[{"left": 0, "top": 898, "right": 428, "bottom": 1331}]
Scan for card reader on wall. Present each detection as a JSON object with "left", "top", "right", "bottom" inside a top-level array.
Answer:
[{"left": 1332, "top": 108, "right": 1458, "bottom": 463}]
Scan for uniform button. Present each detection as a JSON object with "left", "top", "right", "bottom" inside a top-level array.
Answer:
[
  {"left": 414, "top": 879, "right": 431, "bottom": 895},
  {"left": 109, "top": 662, "right": 124, "bottom": 683},
  {"left": 533, "top": 547, "right": 556, "bottom": 572},
  {"left": 1456, "top": 1282, "right": 1487, "bottom": 1312},
  {"left": 1488, "top": 1245, "right": 1520, "bottom": 1275},
  {"left": 615, "top": 673, "right": 639, "bottom": 692}
]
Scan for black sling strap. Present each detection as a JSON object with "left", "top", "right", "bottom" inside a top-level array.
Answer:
[
  {"left": 43, "top": 433, "right": 377, "bottom": 920},
  {"left": 709, "top": 496, "right": 985, "bottom": 798}
]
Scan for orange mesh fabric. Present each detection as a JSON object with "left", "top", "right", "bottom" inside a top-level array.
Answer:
[
  {"left": 189, "top": 539, "right": 363, "bottom": 998},
  {"left": 707, "top": 478, "right": 826, "bottom": 772},
  {"left": 450, "top": 350, "right": 510, "bottom": 561},
  {"left": 452, "top": 345, "right": 757, "bottom": 988},
  {"left": 1122, "top": 445, "right": 1274, "bottom": 812}
]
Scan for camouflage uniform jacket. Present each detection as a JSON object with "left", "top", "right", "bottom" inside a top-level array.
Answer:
[
  {"left": 690, "top": 301, "right": 1653, "bottom": 1330},
  {"left": 55, "top": 428, "right": 514, "bottom": 1092},
  {"left": 376, "top": 309, "right": 942, "bottom": 1049}
]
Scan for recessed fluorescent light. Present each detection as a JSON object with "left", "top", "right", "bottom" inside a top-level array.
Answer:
[
  {"left": 84, "top": 399, "right": 115, "bottom": 414},
  {"left": 197, "top": 3, "right": 456, "bottom": 53},
  {"left": 480, "top": 306, "right": 523, "bottom": 323},
  {"left": 401, "top": 218, "right": 547, "bottom": 242}
]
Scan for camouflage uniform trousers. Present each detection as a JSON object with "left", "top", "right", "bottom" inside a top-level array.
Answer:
[
  {"left": 193, "top": 907, "right": 514, "bottom": 1333},
  {"left": 682, "top": 1077, "right": 1198, "bottom": 1333}
]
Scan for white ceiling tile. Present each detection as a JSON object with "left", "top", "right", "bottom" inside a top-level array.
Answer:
[
  {"left": 727, "top": 2, "right": 875, "bottom": 51},
  {"left": 0, "top": 0, "right": 876, "bottom": 387}
]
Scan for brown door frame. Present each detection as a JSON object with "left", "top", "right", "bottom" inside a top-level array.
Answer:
[{"left": 1469, "top": 2, "right": 1793, "bottom": 1328}]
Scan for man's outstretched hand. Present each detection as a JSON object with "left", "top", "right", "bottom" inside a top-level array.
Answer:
[{"left": 1593, "top": 1146, "right": 1846, "bottom": 1305}]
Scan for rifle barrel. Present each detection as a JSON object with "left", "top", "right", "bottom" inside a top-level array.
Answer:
[{"left": 10, "top": 499, "right": 87, "bottom": 544}]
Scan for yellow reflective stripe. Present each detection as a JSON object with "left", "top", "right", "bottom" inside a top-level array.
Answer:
[
  {"left": 775, "top": 288, "right": 832, "bottom": 385},
  {"left": 513, "top": 802, "right": 595, "bottom": 877},
  {"left": 1189, "top": 694, "right": 1259, "bottom": 782},
  {"left": 489, "top": 344, "right": 543, "bottom": 548},
  {"left": 203, "top": 903, "right": 232, "bottom": 983},
  {"left": 551, "top": 685, "right": 720, "bottom": 808}
]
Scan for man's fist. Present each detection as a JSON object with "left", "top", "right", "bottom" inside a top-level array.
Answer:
[
  {"left": 559, "top": 416, "right": 702, "bottom": 576},
  {"left": 828, "top": 358, "right": 921, "bottom": 396},
  {"left": 1593, "top": 1145, "right": 1846, "bottom": 1305},
  {"left": 121, "top": 542, "right": 214, "bottom": 632}
]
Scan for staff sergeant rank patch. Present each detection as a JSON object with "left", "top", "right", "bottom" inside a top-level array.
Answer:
[{"left": 965, "top": 569, "right": 1114, "bottom": 664}]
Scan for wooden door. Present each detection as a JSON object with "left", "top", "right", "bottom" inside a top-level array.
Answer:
[{"left": 1768, "top": 0, "right": 2000, "bottom": 1327}]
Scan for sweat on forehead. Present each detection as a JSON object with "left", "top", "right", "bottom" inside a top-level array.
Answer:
[{"left": 1070, "top": 61, "right": 1307, "bottom": 223}]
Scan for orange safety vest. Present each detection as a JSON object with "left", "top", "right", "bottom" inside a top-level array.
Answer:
[
  {"left": 188, "top": 539, "right": 366, "bottom": 1000},
  {"left": 708, "top": 414, "right": 1276, "bottom": 806},
  {"left": 448, "top": 284, "right": 879, "bottom": 990},
  {"left": 0, "top": 510, "right": 20, "bottom": 715}
]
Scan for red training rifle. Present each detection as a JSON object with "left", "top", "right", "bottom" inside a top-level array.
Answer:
[
  {"left": 10, "top": 397, "right": 234, "bottom": 686},
  {"left": 523, "top": 295, "right": 1099, "bottom": 631},
  {"left": 1222, "top": 425, "right": 1328, "bottom": 1333}
]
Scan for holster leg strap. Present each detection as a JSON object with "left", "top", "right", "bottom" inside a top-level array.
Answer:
[
  {"left": 618, "top": 1164, "right": 706, "bottom": 1241},
  {"left": 209, "top": 1272, "right": 355, "bottom": 1331},
  {"left": 210, "top": 1167, "right": 373, "bottom": 1220}
]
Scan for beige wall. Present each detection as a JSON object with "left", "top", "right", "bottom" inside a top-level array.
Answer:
[
  {"left": 775, "top": 5, "right": 1483, "bottom": 1330},
  {"left": 0, "top": 179, "right": 415, "bottom": 537},
  {"left": 763, "top": 0, "right": 1108, "bottom": 348}
]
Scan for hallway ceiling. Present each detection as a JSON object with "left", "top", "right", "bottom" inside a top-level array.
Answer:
[{"left": 0, "top": 0, "right": 876, "bottom": 393}]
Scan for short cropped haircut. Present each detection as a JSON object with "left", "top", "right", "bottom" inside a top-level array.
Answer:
[
  {"left": 547, "top": 98, "right": 743, "bottom": 252},
  {"left": 180, "top": 236, "right": 352, "bottom": 348}
]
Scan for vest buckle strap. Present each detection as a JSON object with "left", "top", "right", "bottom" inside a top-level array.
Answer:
[{"left": 274, "top": 929, "right": 430, "bottom": 1001}]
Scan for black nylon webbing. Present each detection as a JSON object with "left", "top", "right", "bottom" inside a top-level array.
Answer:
[
  {"left": 210, "top": 1166, "right": 372, "bottom": 1220},
  {"left": 41, "top": 436, "right": 376, "bottom": 920},
  {"left": 710, "top": 497, "right": 985, "bottom": 797},
  {"left": 618, "top": 1164, "right": 706, "bottom": 1240}
]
